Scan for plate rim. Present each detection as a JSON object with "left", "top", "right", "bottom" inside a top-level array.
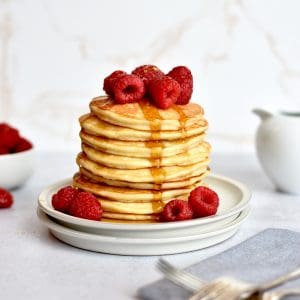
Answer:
[
  {"left": 37, "top": 206, "right": 250, "bottom": 244},
  {"left": 38, "top": 173, "right": 251, "bottom": 230}
]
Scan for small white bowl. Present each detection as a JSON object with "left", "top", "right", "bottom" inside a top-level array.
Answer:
[{"left": 0, "top": 148, "right": 35, "bottom": 189}]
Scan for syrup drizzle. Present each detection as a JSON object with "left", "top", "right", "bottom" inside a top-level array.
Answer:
[
  {"left": 172, "top": 105, "right": 188, "bottom": 138},
  {"left": 138, "top": 101, "right": 166, "bottom": 204}
]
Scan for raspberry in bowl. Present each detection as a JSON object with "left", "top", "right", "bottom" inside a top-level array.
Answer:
[{"left": 0, "top": 123, "right": 34, "bottom": 189}]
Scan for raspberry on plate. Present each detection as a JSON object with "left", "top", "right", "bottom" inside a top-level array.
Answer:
[
  {"left": 188, "top": 186, "right": 219, "bottom": 218},
  {"left": 52, "top": 186, "right": 78, "bottom": 213},
  {"left": 14, "top": 137, "right": 33, "bottom": 153},
  {"left": 167, "top": 66, "right": 193, "bottom": 105},
  {"left": 69, "top": 191, "right": 103, "bottom": 221},
  {"left": 103, "top": 70, "right": 127, "bottom": 95},
  {"left": 112, "top": 74, "right": 145, "bottom": 104},
  {"left": 0, "top": 146, "right": 9, "bottom": 155},
  {"left": 148, "top": 76, "right": 181, "bottom": 109},
  {"left": 0, "top": 123, "right": 20, "bottom": 149},
  {"left": 161, "top": 199, "right": 193, "bottom": 222},
  {"left": 132, "top": 65, "right": 164, "bottom": 86},
  {"left": 0, "top": 188, "right": 13, "bottom": 208}
]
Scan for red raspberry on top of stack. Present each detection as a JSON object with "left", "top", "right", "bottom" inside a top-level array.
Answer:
[
  {"left": 132, "top": 65, "right": 164, "bottom": 87},
  {"left": 168, "top": 66, "right": 193, "bottom": 105},
  {"left": 148, "top": 76, "right": 181, "bottom": 109},
  {"left": 113, "top": 74, "right": 145, "bottom": 104},
  {"left": 103, "top": 70, "right": 126, "bottom": 95},
  {"left": 102, "top": 64, "right": 194, "bottom": 109}
]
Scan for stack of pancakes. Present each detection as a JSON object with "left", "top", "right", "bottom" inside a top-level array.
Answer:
[{"left": 73, "top": 96, "right": 211, "bottom": 223}]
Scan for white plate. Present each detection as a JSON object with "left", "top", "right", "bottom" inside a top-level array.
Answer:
[
  {"left": 37, "top": 207, "right": 250, "bottom": 256},
  {"left": 38, "top": 174, "right": 251, "bottom": 238}
]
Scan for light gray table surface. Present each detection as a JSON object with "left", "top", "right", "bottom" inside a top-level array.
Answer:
[{"left": 0, "top": 151, "right": 299, "bottom": 300}]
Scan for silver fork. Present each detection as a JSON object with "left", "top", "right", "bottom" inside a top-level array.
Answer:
[
  {"left": 157, "top": 259, "right": 248, "bottom": 299},
  {"left": 157, "top": 259, "right": 300, "bottom": 299}
]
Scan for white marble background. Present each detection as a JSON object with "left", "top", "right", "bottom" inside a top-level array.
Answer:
[{"left": 1, "top": 0, "right": 300, "bottom": 152}]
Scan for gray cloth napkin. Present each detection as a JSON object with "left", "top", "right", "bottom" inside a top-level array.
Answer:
[{"left": 138, "top": 228, "right": 300, "bottom": 300}]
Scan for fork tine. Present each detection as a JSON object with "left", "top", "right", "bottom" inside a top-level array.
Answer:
[
  {"left": 157, "top": 264, "right": 195, "bottom": 290},
  {"left": 157, "top": 259, "right": 203, "bottom": 292},
  {"left": 157, "top": 259, "right": 193, "bottom": 282},
  {"left": 157, "top": 260, "right": 201, "bottom": 292},
  {"left": 157, "top": 259, "right": 204, "bottom": 284}
]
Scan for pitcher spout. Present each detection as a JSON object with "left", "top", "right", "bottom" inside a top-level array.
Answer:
[{"left": 252, "top": 108, "right": 273, "bottom": 121}]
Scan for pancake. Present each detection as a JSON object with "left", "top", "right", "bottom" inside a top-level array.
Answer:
[
  {"left": 73, "top": 94, "right": 212, "bottom": 223},
  {"left": 73, "top": 172, "right": 201, "bottom": 202},
  {"left": 76, "top": 152, "right": 210, "bottom": 183},
  {"left": 82, "top": 143, "right": 210, "bottom": 169},
  {"left": 99, "top": 197, "right": 169, "bottom": 214},
  {"left": 80, "top": 130, "right": 207, "bottom": 158},
  {"left": 103, "top": 212, "right": 159, "bottom": 221},
  {"left": 80, "top": 167, "right": 210, "bottom": 190},
  {"left": 99, "top": 193, "right": 192, "bottom": 214},
  {"left": 101, "top": 217, "right": 159, "bottom": 223},
  {"left": 90, "top": 96, "right": 205, "bottom": 131},
  {"left": 80, "top": 113, "right": 208, "bottom": 141}
]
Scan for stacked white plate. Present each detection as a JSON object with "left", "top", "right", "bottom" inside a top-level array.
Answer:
[{"left": 37, "top": 174, "right": 251, "bottom": 255}]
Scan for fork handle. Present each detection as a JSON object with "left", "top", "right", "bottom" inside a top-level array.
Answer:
[
  {"left": 259, "top": 267, "right": 300, "bottom": 291},
  {"left": 279, "top": 289, "right": 300, "bottom": 297}
]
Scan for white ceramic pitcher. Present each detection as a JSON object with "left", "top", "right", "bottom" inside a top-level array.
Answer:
[{"left": 253, "top": 108, "right": 300, "bottom": 194}]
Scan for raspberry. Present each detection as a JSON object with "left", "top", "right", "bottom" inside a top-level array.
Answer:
[
  {"left": 0, "top": 188, "right": 13, "bottom": 208},
  {"left": 188, "top": 186, "right": 219, "bottom": 218},
  {"left": 14, "top": 137, "right": 33, "bottom": 153},
  {"left": 52, "top": 186, "right": 78, "bottom": 213},
  {"left": 148, "top": 76, "right": 181, "bottom": 109},
  {"left": 69, "top": 191, "right": 102, "bottom": 221},
  {"left": 132, "top": 65, "right": 164, "bottom": 86},
  {"left": 0, "top": 123, "right": 20, "bottom": 149},
  {"left": 0, "top": 146, "right": 9, "bottom": 155},
  {"left": 112, "top": 74, "right": 145, "bottom": 104},
  {"left": 167, "top": 66, "right": 193, "bottom": 105},
  {"left": 161, "top": 199, "right": 193, "bottom": 222},
  {"left": 103, "top": 70, "right": 127, "bottom": 95}
]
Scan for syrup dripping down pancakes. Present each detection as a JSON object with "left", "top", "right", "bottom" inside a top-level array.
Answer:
[{"left": 74, "top": 96, "right": 211, "bottom": 222}]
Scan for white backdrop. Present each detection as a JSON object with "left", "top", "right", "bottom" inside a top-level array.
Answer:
[{"left": 1, "top": 0, "right": 300, "bottom": 152}]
